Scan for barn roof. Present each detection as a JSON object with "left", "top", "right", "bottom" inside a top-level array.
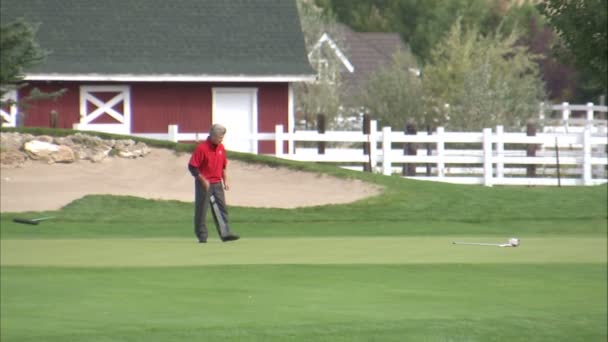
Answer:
[{"left": 0, "top": 0, "right": 315, "bottom": 82}]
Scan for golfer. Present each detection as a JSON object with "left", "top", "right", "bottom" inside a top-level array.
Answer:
[{"left": 188, "top": 124, "right": 239, "bottom": 243}]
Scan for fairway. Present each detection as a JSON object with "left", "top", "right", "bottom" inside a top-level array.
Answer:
[
  {"left": 1, "top": 236, "right": 606, "bottom": 267},
  {"left": 1, "top": 235, "right": 607, "bottom": 341}
]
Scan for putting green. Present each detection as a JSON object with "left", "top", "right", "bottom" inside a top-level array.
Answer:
[{"left": 1, "top": 236, "right": 605, "bottom": 267}]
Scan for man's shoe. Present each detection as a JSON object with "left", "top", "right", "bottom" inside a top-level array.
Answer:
[
  {"left": 221, "top": 234, "right": 240, "bottom": 242},
  {"left": 198, "top": 239, "right": 207, "bottom": 243}
]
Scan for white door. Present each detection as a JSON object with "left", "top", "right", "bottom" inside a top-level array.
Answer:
[{"left": 212, "top": 88, "right": 258, "bottom": 153}]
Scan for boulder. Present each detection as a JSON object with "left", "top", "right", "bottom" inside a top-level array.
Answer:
[
  {"left": 35, "top": 135, "right": 55, "bottom": 143},
  {"left": 24, "top": 140, "right": 75, "bottom": 164},
  {"left": 0, "top": 132, "right": 34, "bottom": 151},
  {"left": 114, "top": 140, "right": 150, "bottom": 158},
  {"left": 0, "top": 150, "right": 28, "bottom": 167},
  {"left": 52, "top": 145, "right": 76, "bottom": 163}
]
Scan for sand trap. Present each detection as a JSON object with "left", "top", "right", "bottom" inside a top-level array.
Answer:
[{"left": 0, "top": 148, "right": 381, "bottom": 213}]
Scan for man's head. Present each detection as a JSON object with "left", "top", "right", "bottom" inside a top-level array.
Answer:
[{"left": 209, "top": 124, "right": 226, "bottom": 145}]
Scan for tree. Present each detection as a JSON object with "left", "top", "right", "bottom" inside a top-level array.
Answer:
[
  {"left": 1, "top": 17, "right": 64, "bottom": 126},
  {"left": 422, "top": 19, "right": 546, "bottom": 131},
  {"left": 358, "top": 49, "right": 426, "bottom": 129},
  {"left": 295, "top": 0, "right": 345, "bottom": 129},
  {"left": 538, "top": 0, "right": 608, "bottom": 99}
]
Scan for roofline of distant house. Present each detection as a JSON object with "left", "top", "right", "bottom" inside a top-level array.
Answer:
[{"left": 24, "top": 73, "right": 317, "bottom": 82}]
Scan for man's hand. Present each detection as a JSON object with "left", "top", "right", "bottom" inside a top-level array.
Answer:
[
  {"left": 199, "top": 175, "right": 210, "bottom": 191},
  {"left": 223, "top": 182, "right": 230, "bottom": 191}
]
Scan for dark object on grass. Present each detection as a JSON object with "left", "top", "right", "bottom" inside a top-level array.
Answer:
[{"left": 13, "top": 217, "right": 54, "bottom": 225}]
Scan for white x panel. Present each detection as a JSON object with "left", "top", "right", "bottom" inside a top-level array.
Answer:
[
  {"left": 77, "top": 85, "right": 131, "bottom": 134},
  {"left": 1, "top": 89, "right": 18, "bottom": 127},
  {"left": 83, "top": 92, "right": 125, "bottom": 124}
]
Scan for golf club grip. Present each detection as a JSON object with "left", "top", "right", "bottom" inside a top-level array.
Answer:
[{"left": 13, "top": 218, "right": 40, "bottom": 225}]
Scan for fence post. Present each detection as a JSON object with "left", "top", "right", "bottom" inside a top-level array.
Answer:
[
  {"left": 483, "top": 128, "right": 493, "bottom": 187},
  {"left": 317, "top": 113, "right": 326, "bottom": 155},
  {"left": 426, "top": 125, "right": 432, "bottom": 176},
  {"left": 436, "top": 127, "right": 445, "bottom": 178},
  {"left": 275, "top": 124, "right": 284, "bottom": 156},
  {"left": 363, "top": 114, "right": 371, "bottom": 172},
  {"left": 495, "top": 125, "right": 504, "bottom": 181},
  {"left": 168, "top": 124, "right": 179, "bottom": 143},
  {"left": 526, "top": 121, "right": 537, "bottom": 177},
  {"left": 369, "top": 120, "right": 378, "bottom": 172},
  {"left": 583, "top": 126, "right": 592, "bottom": 185},
  {"left": 402, "top": 121, "right": 417, "bottom": 176},
  {"left": 586, "top": 102, "right": 594, "bottom": 122},
  {"left": 539, "top": 102, "right": 545, "bottom": 122},
  {"left": 382, "top": 126, "right": 392, "bottom": 176}
]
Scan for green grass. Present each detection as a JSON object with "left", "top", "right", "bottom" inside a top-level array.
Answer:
[
  {"left": 1, "top": 263, "right": 606, "bottom": 341},
  {"left": 1, "top": 129, "right": 607, "bottom": 341}
]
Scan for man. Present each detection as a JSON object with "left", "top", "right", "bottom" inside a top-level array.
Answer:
[{"left": 188, "top": 124, "right": 240, "bottom": 243}]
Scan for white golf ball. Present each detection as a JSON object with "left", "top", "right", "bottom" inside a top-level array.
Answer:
[{"left": 509, "top": 238, "right": 520, "bottom": 247}]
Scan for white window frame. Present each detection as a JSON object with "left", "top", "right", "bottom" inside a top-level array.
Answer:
[
  {"left": 76, "top": 85, "right": 131, "bottom": 134},
  {"left": 0, "top": 89, "right": 18, "bottom": 127}
]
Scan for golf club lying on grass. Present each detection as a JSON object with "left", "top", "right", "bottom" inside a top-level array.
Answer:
[
  {"left": 13, "top": 216, "right": 54, "bottom": 225},
  {"left": 452, "top": 238, "right": 520, "bottom": 248}
]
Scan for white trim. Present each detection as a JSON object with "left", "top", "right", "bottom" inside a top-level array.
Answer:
[
  {"left": 308, "top": 33, "right": 355, "bottom": 73},
  {"left": 288, "top": 83, "right": 295, "bottom": 153},
  {"left": 212, "top": 87, "right": 259, "bottom": 153},
  {"left": 25, "top": 74, "right": 316, "bottom": 83},
  {"left": 0, "top": 89, "right": 18, "bottom": 127},
  {"left": 77, "top": 85, "right": 131, "bottom": 134}
]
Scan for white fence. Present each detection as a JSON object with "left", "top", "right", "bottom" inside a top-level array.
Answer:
[
  {"left": 541, "top": 102, "right": 607, "bottom": 133},
  {"left": 157, "top": 121, "right": 608, "bottom": 187}
]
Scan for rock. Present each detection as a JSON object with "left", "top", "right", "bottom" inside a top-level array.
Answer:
[
  {"left": 36, "top": 135, "right": 54, "bottom": 143},
  {"left": 114, "top": 139, "right": 150, "bottom": 158},
  {"left": 24, "top": 140, "right": 59, "bottom": 161},
  {"left": 3, "top": 132, "right": 149, "bottom": 164},
  {"left": 52, "top": 145, "right": 76, "bottom": 163},
  {"left": 54, "top": 136, "right": 75, "bottom": 146},
  {"left": 0, "top": 132, "right": 34, "bottom": 151},
  {"left": 24, "top": 140, "right": 75, "bottom": 164},
  {"left": 0, "top": 150, "right": 28, "bottom": 167}
]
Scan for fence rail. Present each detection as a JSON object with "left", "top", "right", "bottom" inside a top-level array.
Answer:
[
  {"left": 156, "top": 121, "right": 607, "bottom": 187},
  {"left": 274, "top": 124, "right": 607, "bottom": 186}
]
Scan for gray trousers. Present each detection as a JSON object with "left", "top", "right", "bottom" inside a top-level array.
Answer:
[{"left": 194, "top": 180, "right": 231, "bottom": 240}]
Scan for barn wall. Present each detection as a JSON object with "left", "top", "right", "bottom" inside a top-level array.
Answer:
[
  {"left": 19, "top": 82, "right": 80, "bottom": 129},
  {"left": 257, "top": 83, "right": 288, "bottom": 154},
  {"left": 130, "top": 83, "right": 211, "bottom": 134},
  {"left": 18, "top": 81, "right": 291, "bottom": 154}
]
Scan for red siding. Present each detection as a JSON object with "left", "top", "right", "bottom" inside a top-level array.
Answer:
[
  {"left": 131, "top": 83, "right": 211, "bottom": 133},
  {"left": 20, "top": 82, "right": 80, "bottom": 129},
  {"left": 257, "top": 83, "right": 288, "bottom": 154}
]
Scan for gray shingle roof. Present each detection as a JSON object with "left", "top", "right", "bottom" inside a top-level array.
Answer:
[
  {"left": 337, "top": 24, "right": 409, "bottom": 96},
  {"left": 0, "top": 0, "right": 315, "bottom": 78}
]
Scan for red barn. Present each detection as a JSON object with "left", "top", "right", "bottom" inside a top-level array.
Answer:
[{"left": 1, "top": 0, "right": 315, "bottom": 153}]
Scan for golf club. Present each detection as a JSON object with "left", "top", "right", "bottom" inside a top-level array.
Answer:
[
  {"left": 452, "top": 238, "right": 520, "bottom": 248},
  {"left": 209, "top": 194, "right": 230, "bottom": 238},
  {"left": 13, "top": 216, "right": 54, "bottom": 225}
]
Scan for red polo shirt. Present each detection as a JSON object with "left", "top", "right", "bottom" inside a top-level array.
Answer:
[{"left": 188, "top": 138, "right": 227, "bottom": 183}]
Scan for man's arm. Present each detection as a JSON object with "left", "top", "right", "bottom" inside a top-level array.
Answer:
[
  {"left": 188, "top": 164, "right": 210, "bottom": 191},
  {"left": 222, "top": 168, "right": 229, "bottom": 191}
]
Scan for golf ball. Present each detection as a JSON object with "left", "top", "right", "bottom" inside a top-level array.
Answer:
[{"left": 509, "top": 238, "right": 520, "bottom": 247}]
